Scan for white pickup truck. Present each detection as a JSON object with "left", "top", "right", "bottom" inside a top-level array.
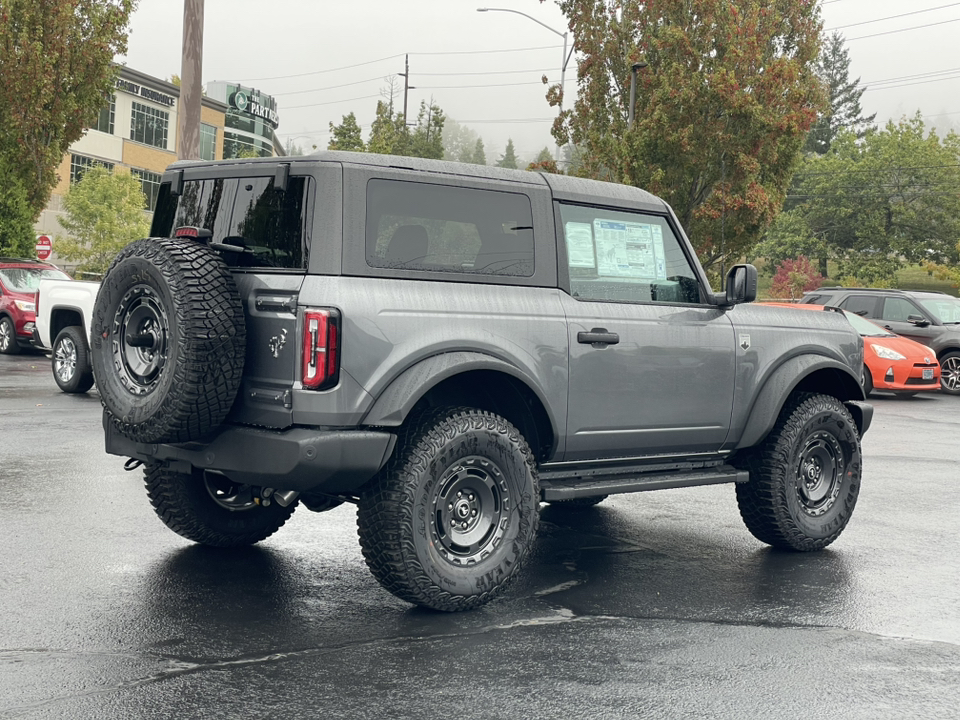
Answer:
[{"left": 35, "top": 278, "right": 101, "bottom": 393}]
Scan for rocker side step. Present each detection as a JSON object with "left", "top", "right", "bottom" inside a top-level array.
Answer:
[{"left": 539, "top": 464, "right": 749, "bottom": 501}]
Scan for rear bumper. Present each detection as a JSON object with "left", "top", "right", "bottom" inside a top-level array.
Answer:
[{"left": 104, "top": 415, "right": 396, "bottom": 493}]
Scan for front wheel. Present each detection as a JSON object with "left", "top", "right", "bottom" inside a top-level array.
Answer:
[
  {"left": 861, "top": 364, "right": 873, "bottom": 398},
  {"left": 144, "top": 464, "right": 297, "bottom": 547},
  {"left": 940, "top": 352, "right": 960, "bottom": 395},
  {"left": 0, "top": 316, "right": 20, "bottom": 354},
  {"left": 52, "top": 326, "right": 94, "bottom": 393},
  {"left": 357, "top": 407, "right": 540, "bottom": 612},
  {"left": 735, "top": 393, "right": 861, "bottom": 551}
]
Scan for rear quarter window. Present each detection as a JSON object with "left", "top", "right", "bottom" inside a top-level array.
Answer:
[{"left": 365, "top": 179, "right": 534, "bottom": 277}]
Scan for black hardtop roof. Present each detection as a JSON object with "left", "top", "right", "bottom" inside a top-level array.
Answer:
[
  {"left": 169, "top": 150, "right": 668, "bottom": 214},
  {"left": 809, "top": 287, "right": 949, "bottom": 297}
]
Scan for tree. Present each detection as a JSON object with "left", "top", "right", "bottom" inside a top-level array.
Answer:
[
  {"left": 0, "top": 154, "right": 34, "bottom": 257},
  {"left": 496, "top": 139, "right": 519, "bottom": 169},
  {"left": 549, "top": 0, "right": 825, "bottom": 272},
  {"left": 443, "top": 119, "right": 480, "bottom": 163},
  {"left": 367, "top": 100, "right": 408, "bottom": 155},
  {"left": 804, "top": 32, "right": 875, "bottom": 155},
  {"left": 776, "top": 116, "right": 960, "bottom": 285},
  {"left": 469, "top": 138, "right": 486, "bottom": 165},
  {"left": 527, "top": 147, "right": 560, "bottom": 174},
  {"left": 328, "top": 112, "right": 365, "bottom": 152},
  {"left": 0, "top": 0, "right": 137, "bottom": 218},
  {"left": 54, "top": 167, "right": 149, "bottom": 276},
  {"left": 770, "top": 256, "right": 823, "bottom": 300},
  {"left": 407, "top": 100, "right": 445, "bottom": 159}
]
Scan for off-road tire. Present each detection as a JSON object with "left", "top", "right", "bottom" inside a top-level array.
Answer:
[
  {"left": 91, "top": 238, "right": 245, "bottom": 444},
  {"left": 144, "top": 464, "right": 297, "bottom": 547},
  {"left": 735, "top": 393, "right": 861, "bottom": 551},
  {"left": 861, "top": 364, "right": 873, "bottom": 398},
  {"left": 357, "top": 407, "right": 540, "bottom": 612},
  {"left": 546, "top": 495, "right": 608, "bottom": 508},
  {"left": 52, "top": 326, "right": 94, "bottom": 393},
  {"left": 939, "top": 351, "right": 960, "bottom": 395},
  {"left": 0, "top": 316, "right": 20, "bottom": 354}
]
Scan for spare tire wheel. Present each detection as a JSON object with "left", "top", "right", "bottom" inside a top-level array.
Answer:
[{"left": 91, "top": 238, "right": 246, "bottom": 444}]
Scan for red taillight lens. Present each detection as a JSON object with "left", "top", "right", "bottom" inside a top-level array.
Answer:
[{"left": 302, "top": 308, "right": 340, "bottom": 390}]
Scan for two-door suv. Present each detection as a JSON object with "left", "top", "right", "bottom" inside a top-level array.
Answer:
[{"left": 93, "top": 152, "right": 872, "bottom": 611}]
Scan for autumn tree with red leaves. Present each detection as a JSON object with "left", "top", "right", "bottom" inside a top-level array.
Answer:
[
  {"left": 544, "top": 0, "right": 825, "bottom": 274},
  {"left": 0, "top": 0, "right": 137, "bottom": 218},
  {"left": 770, "top": 255, "right": 822, "bottom": 300}
]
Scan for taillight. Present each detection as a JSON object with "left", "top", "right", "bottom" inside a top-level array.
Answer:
[{"left": 302, "top": 308, "right": 340, "bottom": 390}]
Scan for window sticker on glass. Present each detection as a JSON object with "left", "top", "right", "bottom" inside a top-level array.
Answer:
[
  {"left": 594, "top": 220, "right": 665, "bottom": 279},
  {"left": 565, "top": 222, "right": 596, "bottom": 268}
]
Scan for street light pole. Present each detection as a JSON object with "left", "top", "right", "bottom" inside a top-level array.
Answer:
[{"left": 477, "top": 7, "right": 571, "bottom": 167}]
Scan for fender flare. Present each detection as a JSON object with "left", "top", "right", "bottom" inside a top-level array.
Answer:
[
  {"left": 361, "top": 351, "right": 558, "bottom": 433},
  {"left": 736, "top": 355, "right": 864, "bottom": 449}
]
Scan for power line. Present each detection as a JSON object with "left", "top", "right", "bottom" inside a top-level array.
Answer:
[
  {"left": 238, "top": 54, "right": 404, "bottom": 83},
  {"left": 847, "top": 17, "right": 960, "bottom": 41},
  {"left": 411, "top": 44, "right": 562, "bottom": 56},
  {"left": 826, "top": 3, "right": 960, "bottom": 31},
  {"left": 272, "top": 75, "right": 389, "bottom": 97},
  {"left": 283, "top": 93, "right": 383, "bottom": 111}
]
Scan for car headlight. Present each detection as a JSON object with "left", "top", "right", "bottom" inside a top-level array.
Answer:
[
  {"left": 14, "top": 300, "right": 36, "bottom": 312},
  {"left": 872, "top": 344, "right": 906, "bottom": 361}
]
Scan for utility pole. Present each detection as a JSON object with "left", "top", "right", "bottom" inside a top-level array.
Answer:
[
  {"left": 178, "top": 0, "right": 204, "bottom": 160},
  {"left": 399, "top": 54, "right": 410, "bottom": 124}
]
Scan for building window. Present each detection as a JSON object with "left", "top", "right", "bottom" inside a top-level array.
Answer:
[
  {"left": 70, "top": 154, "right": 114, "bottom": 184},
  {"left": 132, "top": 168, "right": 162, "bottom": 211},
  {"left": 95, "top": 96, "right": 115, "bottom": 135},
  {"left": 200, "top": 123, "right": 217, "bottom": 161},
  {"left": 130, "top": 101, "right": 169, "bottom": 149}
]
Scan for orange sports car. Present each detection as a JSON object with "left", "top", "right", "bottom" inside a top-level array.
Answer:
[{"left": 761, "top": 303, "right": 940, "bottom": 397}]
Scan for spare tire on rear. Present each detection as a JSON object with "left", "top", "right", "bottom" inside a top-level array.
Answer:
[{"left": 91, "top": 237, "right": 246, "bottom": 444}]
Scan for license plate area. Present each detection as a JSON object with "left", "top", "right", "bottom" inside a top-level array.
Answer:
[{"left": 922, "top": 368, "right": 935, "bottom": 380}]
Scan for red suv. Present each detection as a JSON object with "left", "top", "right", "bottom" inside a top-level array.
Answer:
[{"left": 0, "top": 258, "right": 70, "bottom": 354}]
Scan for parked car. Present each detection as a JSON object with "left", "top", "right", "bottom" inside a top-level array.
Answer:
[
  {"left": 800, "top": 287, "right": 960, "bottom": 394},
  {"left": 90, "top": 151, "right": 872, "bottom": 612},
  {"left": 34, "top": 276, "right": 100, "bottom": 393},
  {"left": 761, "top": 302, "right": 940, "bottom": 397},
  {"left": 0, "top": 257, "right": 71, "bottom": 354}
]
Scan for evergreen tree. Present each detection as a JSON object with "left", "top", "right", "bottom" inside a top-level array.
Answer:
[
  {"left": 0, "top": 154, "right": 34, "bottom": 257},
  {"left": 367, "top": 101, "right": 405, "bottom": 155},
  {"left": 443, "top": 119, "right": 480, "bottom": 163},
  {"left": 328, "top": 112, "right": 365, "bottom": 152},
  {"left": 408, "top": 100, "right": 445, "bottom": 159},
  {"left": 804, "top": 32, "right": 876, "bottom": 155},
  {"left": 496, "top": 139, "right": 519, "bottom": 169},
  {"left": 470, "top": 138, "right": 486, "bottom": 165}
]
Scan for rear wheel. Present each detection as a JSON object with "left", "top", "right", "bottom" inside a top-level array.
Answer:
[
  {"left": 0, "top": 316, "right": 20, "bottom": 355},
  {"left": 357, "top": 407, "right": 540, "bottom": 611},
  {"left": 735, "top": 393, "right": 861, "bottom": 551},
  {"left": 940, "top": 352, "right": 960, "bottom": 395},
  {"left": 52, "top": 326, "right": 94, "bottom": 393},
  {"left": 144, "top": 464, "right": 297, "bottom": 547}
]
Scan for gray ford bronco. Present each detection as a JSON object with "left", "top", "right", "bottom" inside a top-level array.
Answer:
[{"left": 93, "top": 151, "right": 872, "bottom": 612}]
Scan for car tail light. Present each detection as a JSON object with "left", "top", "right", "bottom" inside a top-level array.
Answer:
[{"left": 302, "top": 308, "right": 340, "bottom": 390}]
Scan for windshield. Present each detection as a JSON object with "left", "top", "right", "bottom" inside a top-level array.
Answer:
[
  {"left": 0, "top": 267, "right": 71, "bottom": 292},
  {"left": 840, "top": 308, "right": 895, "bottom": 337},
  {"left": 917, "top": 296, "right": 960, "bottom": 324}
]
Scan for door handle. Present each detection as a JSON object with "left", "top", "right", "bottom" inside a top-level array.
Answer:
[
  {"left": 578, "top": 329, "right": 619, "bottom": 346},
  {"left": 884, "top": 325, "right": 893, "bottom": 330}
]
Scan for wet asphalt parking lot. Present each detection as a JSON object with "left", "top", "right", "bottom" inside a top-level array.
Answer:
[{"left": 1, "top": 351, "right": 958, "bottom": 719}]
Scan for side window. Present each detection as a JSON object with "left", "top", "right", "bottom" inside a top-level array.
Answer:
[
  {"left": 365, "top": 179, "right": 534, "bottom": 277},
  {"left": 839, "top": 295, "right": 879, "bottom": 317},
  {"left": 881, "top": 297, "right": 921, "bottom": 323},
  {"left": 150, "top": 177, "right": 309, "bottom": 269},
  {"left": 803, "top": 294, "right": 833, "bottom": 306},
  {"left": 558, "top": 203, "right": 701, "bottom": 304}
]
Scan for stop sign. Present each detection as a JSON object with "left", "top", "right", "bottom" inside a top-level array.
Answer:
[{"left": 35, "top": 235, "right": 52, "bottom": 260}]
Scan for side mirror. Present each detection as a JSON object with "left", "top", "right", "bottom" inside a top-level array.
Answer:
[
  {"left": 720, "top": 264, "right": 758, "bottom": 308},
  {"left": 907, "top": 314, "right": 930, "bottom": 327}
]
